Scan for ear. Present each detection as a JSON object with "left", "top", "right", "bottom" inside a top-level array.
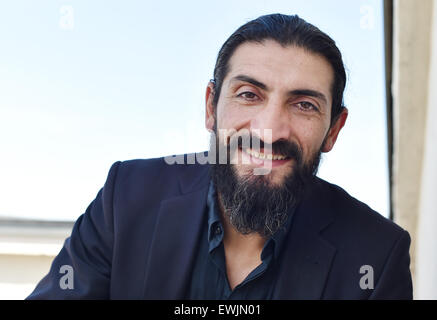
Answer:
[
  {"left": 322, "top": 107, "right": 348, "bottom": 153},
  {"left": 205, "top": 81, "right": 215, "bottom": 132}
]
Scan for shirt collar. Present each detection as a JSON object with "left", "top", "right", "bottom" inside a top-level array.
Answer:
[{"left": 206, "top": 180, "right": 223, "bottom": 252}]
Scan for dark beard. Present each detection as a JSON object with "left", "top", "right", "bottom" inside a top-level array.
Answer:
[{"left": 210, "top": 132, "right": 322, "bottom": 238}]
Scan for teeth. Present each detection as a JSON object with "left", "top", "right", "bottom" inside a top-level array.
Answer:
[
  {"left": 273, "top": 155, "right": 284, "bottom": 160},
  {"left": 244, "top": 148, "right": 286, "bottom": 161}
]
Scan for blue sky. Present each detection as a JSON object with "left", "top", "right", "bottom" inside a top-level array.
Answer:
[{"left": 0, "top": 0, "right": 388, "bottom": 220}]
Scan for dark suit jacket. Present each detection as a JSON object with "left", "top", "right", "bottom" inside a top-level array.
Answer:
[{"left": 27, "top": 154, "right": 413, "bottom": 299}]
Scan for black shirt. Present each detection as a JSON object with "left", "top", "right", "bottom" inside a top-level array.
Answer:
[{"left": 186, "top": 180, "right": 295, "bottom": 299}]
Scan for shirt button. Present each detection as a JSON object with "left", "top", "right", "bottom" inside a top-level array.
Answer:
[{"left": 215, "top": 226, "right": 222, "bottom": 235}]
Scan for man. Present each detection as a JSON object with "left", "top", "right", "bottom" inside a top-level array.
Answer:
[{"left": 27, "top": 13, "right": 413, "bottom": 299}]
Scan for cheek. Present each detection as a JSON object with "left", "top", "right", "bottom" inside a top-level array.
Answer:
[
  {"left": 295, "top": 121, "right": 329, "bottom": 159},
  {"left": 217, "top": 102, "right": 253, "bottom": 130}
]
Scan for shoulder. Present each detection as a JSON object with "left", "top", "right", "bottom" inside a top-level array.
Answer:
[
  {"left": 111, "top": 153, "right": 199, "bottom": 184},
  {"left": 105, "top": 152, "right": 210, "bottom": 203},
  {"left": 311, "top": 178, "right": 412, "bottom": 299},
  {"left": 314, "top": 177, "right": 408, "bottom": 247}
]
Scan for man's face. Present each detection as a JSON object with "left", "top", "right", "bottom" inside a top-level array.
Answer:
[
  {"left": 207, "top": 39, "right": 345, "bottom": 185},
  {"left": 205, "top": 39, "right": 347, "bottom": 236}
]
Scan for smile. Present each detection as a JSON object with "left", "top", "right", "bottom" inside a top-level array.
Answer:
[
  {"left": 244, "top": 148, "right": 288, "bottom": 160},
  {"left": 239, "top": 147, "right": 291, "bottom": 169}
]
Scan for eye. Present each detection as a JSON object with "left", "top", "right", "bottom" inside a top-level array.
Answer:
[
  {"left": 296, "top": 101, "right": 319, "bottom": 112},
  {"left": 237, "top": 91, "right": 259, "bottom": 101}
]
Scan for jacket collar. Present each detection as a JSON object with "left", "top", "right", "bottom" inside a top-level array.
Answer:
[
  {"left": 143, "top": 159, "right": 210, "bottom": 299},
  {"left": 178, "top": 155, "right": 211, "bottom": 194},
  {"left": 272, "top": 178, "right": 337, "bottom": 299}
]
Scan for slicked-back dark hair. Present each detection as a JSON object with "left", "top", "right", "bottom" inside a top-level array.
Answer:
[{"left": 211, "top": 13, "right": 346, "bottom": 125}]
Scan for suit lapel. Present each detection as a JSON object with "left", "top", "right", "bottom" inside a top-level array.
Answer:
[
  {"left": 143, "top": 161, "right": 211, "bottom": 299},
  {"left": 272, "top": 222, "right": 337, "bottom": 299},
  {"left": 272, "top": 179, "right": 337, "bottom": 299}
]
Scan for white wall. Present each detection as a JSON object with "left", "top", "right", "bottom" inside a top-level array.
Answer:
[
  {"left": 415, "top": 0, "right": 437, "bottom": 300},
  {"left": 392, "top": 0, "right": 435, "bottom": 290}
]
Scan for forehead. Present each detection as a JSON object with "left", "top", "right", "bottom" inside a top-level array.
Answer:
[{"left": 225, "top": 39, "right": 334, "bottom": 101}]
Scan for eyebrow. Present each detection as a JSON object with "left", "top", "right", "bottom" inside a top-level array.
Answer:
[{"left": 230, "top": 74, "right": 328, "bottom": 106}]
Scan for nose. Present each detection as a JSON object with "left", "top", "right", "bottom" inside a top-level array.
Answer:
[{"left": 250, "top": 97, "right": 291, "bottom": 144}]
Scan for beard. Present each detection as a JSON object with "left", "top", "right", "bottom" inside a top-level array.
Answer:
[{"left": 210, "top": 129, "right": 322, "bottom": 238}]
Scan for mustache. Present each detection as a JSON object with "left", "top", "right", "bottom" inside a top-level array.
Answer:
[{"left": 231, "top": 132, "right": 303, "bottom": 163}]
